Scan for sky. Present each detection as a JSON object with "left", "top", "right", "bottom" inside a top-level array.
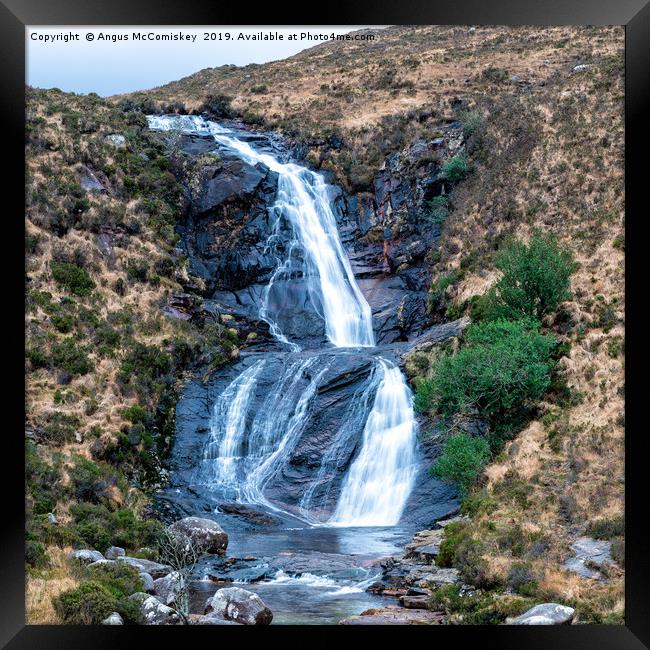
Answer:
[{"left": 26, "top": 26, "right": 378, "bottom": 96}]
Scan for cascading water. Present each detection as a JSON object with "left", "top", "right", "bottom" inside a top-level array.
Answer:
[
  {"left": 330, "top": 360, "right": 417, "bottom": 526},
  {"left": 148, "top": 114, "right": 418, "bottom": 527}
]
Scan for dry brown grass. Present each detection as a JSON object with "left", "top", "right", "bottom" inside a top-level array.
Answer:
[{"left": 26, "top": 546, "right": 77, "bottom": 625}]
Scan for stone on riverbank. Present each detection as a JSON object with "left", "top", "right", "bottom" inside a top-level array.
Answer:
[{"left": 205, "top": 586, "right": 273, "bottom": 625}]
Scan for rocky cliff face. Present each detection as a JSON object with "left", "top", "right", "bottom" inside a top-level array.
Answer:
[
  {"left": 153, "top": 118, "right": 466, "bottom": 529},
  {"left": 166, "top": 119, "right": 463, "bottom": 347}
]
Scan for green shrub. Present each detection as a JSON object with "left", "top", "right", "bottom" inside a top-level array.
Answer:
[
  {"left": 50, "top": 337, "right": 92, "bottom": 376},
  {"left": 441, "top": 154, "right": 469, "bottom": 183},
  {"left": 51, "top": 262, "right": 95, "bottom": 296},
  {"left": 586, "top": 516, "right": 624, "bottom": 540},
  {"left": 39, "top": 412, "right": 80, "bottom": 446},
  {"left": 68, "top": 456, "right": 116, "bottom": 504},
  {"left": 26, "top": 540, "right": 50, "bottom": 568},
  {"left": 431, "top": 433, "right": 490, "bottom": 496},
  {"left": 485, "top": 233, "right": 574, "bottom": 321},
  {"left": 53, "top": 581, "right": 116, "bottom": 624},
  {"left": 69, "top": 502, "right": 164, "bottom": 553},
  {"left": 26, "top": 440, "right": 63, "bottom": 511},
  {"left": 415, "top": 319, "right": 556, "bottom": 425},
  {"left": 119, "top": 342, "right": 172, "bottom": 400},
  {"left": 427, "top": 195, "right": 450, "bottom": 225}
]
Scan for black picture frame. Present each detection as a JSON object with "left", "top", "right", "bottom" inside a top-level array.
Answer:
[{"left": 3, "top": 0, "right": 648, "bottom": 646}]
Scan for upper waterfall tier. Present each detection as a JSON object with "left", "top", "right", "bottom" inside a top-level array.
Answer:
[{"left": 148, "top": 114, "right": 374, "bottom": 349}]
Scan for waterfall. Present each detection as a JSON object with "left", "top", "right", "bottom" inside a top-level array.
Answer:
[
  {"left": 330, "top": 360, "right": 417, "bottom": 526},
  {"left": 149, "top": 114, "right": 418, "bottom": 527}
]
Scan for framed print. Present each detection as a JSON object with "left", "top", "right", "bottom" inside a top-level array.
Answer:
[{"left": 3, "top": 0, "right": 648, "bottom": 646}]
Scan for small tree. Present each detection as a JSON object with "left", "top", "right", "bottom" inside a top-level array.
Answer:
[
  {"left": 158, "top": 528, "right": 206, "bottom": 621},
  {"left": 415, "top": 318, "right": 556, "bottom": 424},
  {"left": 489, "top": 232, "right": 574, "bottom": 321}
]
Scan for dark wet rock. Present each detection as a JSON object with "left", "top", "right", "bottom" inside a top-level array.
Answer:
[
  {"left": 399, "top": 594, "right": 431, "bottom": 609},
  {"left": 68, "top": 549, "right": 104, "bottom": 564},
  {"left": 506, "top": 603, "right": 575, "bottom": 625},
  {"left": 117, "top": 556, "right": 172, "bottom": 579},
  {"left": 404, "top": 317, "right": 471, "bottom": 356},
  {"left": 434, "top": 514, "right": 468, "bottom": 529},
  {"left": 101, "top": 612, "right": 124, "bottom": 625},
  {"left": 129, "top": 592, "right": 182, "bottom": 625},
  {"left": 562, "top": 537, "right": 614, "bottom": 579},
  {"left": 218, "top": 503, "right": 280, "bottom": 526},
  {"left": 340, "top": 606, "right": 444, "bottom": 625},
  {"left": 160, "top": 346, "right": 458, "bottom": 528},
  {"left": 105, "top": 546, "right": 125, "bottom": 560},
  {"left": 404, "top": 529, "right": 443, "bottom": 560},
  {"left": 205, "top": 587, "right": 273, "bottom": 625},
  {"left": 168, "top": 516, "right": 228, "bottom": 555},
  {"left": 207, "top": 561, "right": 271, "bottom": 584}
]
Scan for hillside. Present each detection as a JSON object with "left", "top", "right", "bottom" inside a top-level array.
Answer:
[{"left": 26, "top": 24, "right": 624, "bottom": 624}]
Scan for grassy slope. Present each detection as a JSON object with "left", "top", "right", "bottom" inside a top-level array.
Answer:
[{"left": 25, "top": 88, "right": 241, "bottom": 622}]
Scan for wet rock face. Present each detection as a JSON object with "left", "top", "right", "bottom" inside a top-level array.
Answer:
[
  {"left": 161, "top": 346, "right": 458, "bottom": 527},
  {"left": 173, "top": 125, "right": 463, "bottom": 344}
]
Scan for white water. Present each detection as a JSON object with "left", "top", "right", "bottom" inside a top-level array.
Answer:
[
  {"left": 148, "top": 114, "right": 418, "bottom": 528},
  {"left": 330, "top": 360, "right": 417, "bottom": 526}
]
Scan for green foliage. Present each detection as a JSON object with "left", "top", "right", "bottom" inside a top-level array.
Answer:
[
  {"left": 50, "top": 337, "right": 92, "bottom": 376},
  {"left": 431, "top": 433, "right": 491, "bottom": 496},
  {"left": 69, "top": 502, "right": 164, "bottom": 553},
  {"left": 484, "top": 233, "right": 574, "bottom": 321},
  {"left": 415, "top": 319, "right": 556, "bottom": 425},
  {"left": 26, "top": 540, "right": 50, "bottom": 568},
  {"left": 38, "top": 412, "right": 81, "bottom": 446},
  {"left": 51, "top": 262, "right": 95, "bottom": 297},
  {"left": 119, "top": 342, "right": 172, "bottom": 401},
  {"left": 436, "top": 521, "right": 500, "bottom": 589},
  {"left": 586, "top": 516, "right": 624, "bottom": 540},
  {"left": 430, "top": 583, "right": 532, "bottom": 625},
  {"left": 26, "top": 440, "right": 63, "bottom": 512},
  {"left": 53, "top": 581, "right": 116, "bottom": 625},
  {"left": 68, "top": 455, "right": 117, "bottom": 504},
  {"left": 441, "top": 154, "right": 469, "bottom": 183},
  {"left": 202, "top": 93, "right": 235, "bottom": 118},
  {"left": 427, "top": 195, "right": 450, "bottom": 225}
]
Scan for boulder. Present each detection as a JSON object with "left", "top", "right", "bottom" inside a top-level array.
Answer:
[
  {"left": 105, "top": 546, "right": 126, "bottom": 560},
  {"left": 153, "top": 571, "right": 183, "bottom": 606},
  {"left": 168, "top": 517, "right": 228, "bottom": 555},
  {"left": 105, "top": 134, "right": 126, "bottom": 147},
  {"left": 68, "top": 549, "right": 104, "bottom": 565},
  {"left": 205, "top": 587, "right": 273, "bottom": 625},
  {"left": 562, "top": 537, "right": 614, "bottom": 579},
  {"left": 116, "top": 556, "right": 172, "bottom": 579},
  {"left": 101, "top": 612, "right": 124, "bottom": 625},
  {"left": 129, "top": 592, "right": 182, "bottom": 625},
  {"left": 140, "top": 572, "right": 155, "bottom": 593},
  {"left": 506, "top": 603, "right": 575, "bottom": 625}
]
